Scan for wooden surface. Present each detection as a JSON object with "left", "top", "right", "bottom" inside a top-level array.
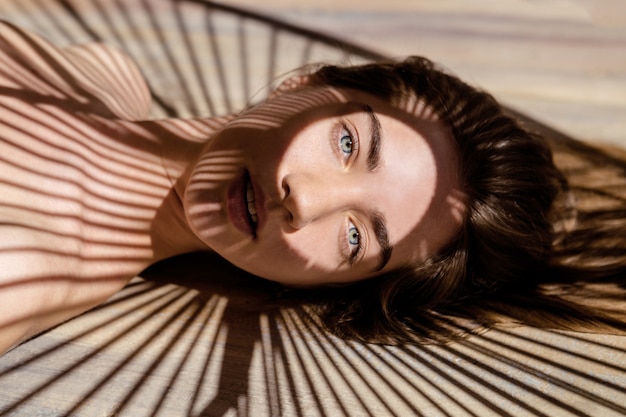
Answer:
[
  {"left": 234, "top": 0, "right": 626, "bottom": 147},
  {"left": 0, "top": 1, "right": 625, "bottom": 416}
]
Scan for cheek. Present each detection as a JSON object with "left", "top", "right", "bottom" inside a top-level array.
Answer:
[
  {"left": 276, "top": 118, "right": 338, "bottom": 170},
  {"left": 281, "top": 228, "right": 338, "bottom": 271},
  {"left": 247, "top": 224, "right": 342, "bottom": 283}
]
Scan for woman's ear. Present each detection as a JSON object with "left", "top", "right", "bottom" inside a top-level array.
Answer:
[{"left": 269, "top": 74, "right": 314, "bottom": 98}]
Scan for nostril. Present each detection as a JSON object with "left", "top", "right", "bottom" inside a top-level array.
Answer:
[{"left": 281, "top": 178, "right": 291, "bottom": 198}]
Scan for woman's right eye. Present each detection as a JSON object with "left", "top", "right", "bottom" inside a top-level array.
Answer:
[
  {"left": 335, "top": 122, "right": 358, "bottom": 161},
  {"left": 340, "top": 128, "right": 354, "bottom": 154}
]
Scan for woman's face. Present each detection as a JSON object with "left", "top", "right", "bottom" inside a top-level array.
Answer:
[{"left": 183, "top": 83, "right": 464, "bottom": 285}]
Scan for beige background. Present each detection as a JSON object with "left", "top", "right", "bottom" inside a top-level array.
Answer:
[
  {"left": 232, "top": 0, "right": 626, "bottom": 146},
  {"left": 0, "top": 1, "right": 624, "bottom": 416}
]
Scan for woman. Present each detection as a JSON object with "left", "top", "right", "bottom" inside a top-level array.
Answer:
[
  {"left": 307, "top": 64, "right": 626, "bottom": 343},
  {"left": 0, "top": 21, "right": 623, "bottom": 354}
]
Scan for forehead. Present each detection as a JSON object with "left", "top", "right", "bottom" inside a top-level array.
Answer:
[
  {"left": 275, "top": 85, "right": 465, "bottom": 277},
  {"left": 343, "top": 89, "right": 464, "bottom": 272}
]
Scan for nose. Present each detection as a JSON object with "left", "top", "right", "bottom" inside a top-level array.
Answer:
[{"left": 281, "top": 173, "right": 357, "bottom": 229}]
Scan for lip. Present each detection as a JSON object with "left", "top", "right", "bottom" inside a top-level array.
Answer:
[
  {"left": 248, "top": 172, "right": 265, "bottom": 231},
  {"left": 227, "top": 169, "right": 264, "bottom": 237}
]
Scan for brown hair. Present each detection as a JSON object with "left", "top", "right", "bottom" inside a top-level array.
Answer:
[{"left": 295, "top": 56, "right": 626, "bottom": 344}]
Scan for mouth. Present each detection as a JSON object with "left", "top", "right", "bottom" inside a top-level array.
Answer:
[
  {"left": 227, "top": 169, "right": 259, "bottom": 238},
  {"left": 244, "top": 171, "right": 259, "bottom": 233}
]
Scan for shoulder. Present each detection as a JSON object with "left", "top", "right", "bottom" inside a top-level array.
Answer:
[
  {"left": 60, "top": 41, "right": 152, "bottom": 120},
  {"left": 0, "top": 20, "right": 151, "bottom": 120}
]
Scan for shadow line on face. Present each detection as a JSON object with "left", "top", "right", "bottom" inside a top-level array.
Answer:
[{"left": 185, "top": 85, "right": 463, "bottom": 285}]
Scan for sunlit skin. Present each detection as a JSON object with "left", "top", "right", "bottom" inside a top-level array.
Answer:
[
  {"left": 180, "top": 84, "right": 465, "bottom": 285},
  {"left": 0, "top": 21, "right": 463, "bottom": 353}
]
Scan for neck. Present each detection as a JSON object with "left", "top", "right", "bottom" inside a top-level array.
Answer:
[{"left": 82, "top": 116, "right": 230, "bottom": 274}]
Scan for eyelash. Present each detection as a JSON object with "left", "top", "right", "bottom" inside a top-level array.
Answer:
[
  {"left": 336, "top": 121, "right": 359, "bottom": 161},
  {"left": 346, "top": 219, "right": 364, "bottom": 265},
  {"left": 334, "top": 121, "right": 364, "bottom": 265}
]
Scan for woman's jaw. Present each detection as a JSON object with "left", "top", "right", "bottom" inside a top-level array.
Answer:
[{"left": 182, "top": 85, "right": 465, "bottom": 286}]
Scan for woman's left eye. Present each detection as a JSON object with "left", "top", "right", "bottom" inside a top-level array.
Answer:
[
  {"left": 347, "top": 221, "right": 363, "bottom": 264},
  {"left": 348, "top": 224, "right": 360, "bottom": 246}
]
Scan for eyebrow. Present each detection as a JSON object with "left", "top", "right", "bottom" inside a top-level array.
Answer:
[
  {"left": 371, "top": 210, "right": 393, "bottom": 272},
  {"left": 354, "top": 103, "right": 392, "bottom": 271},
  {"left": 363, "top": 104, "right": 383, "bottom": 172}
]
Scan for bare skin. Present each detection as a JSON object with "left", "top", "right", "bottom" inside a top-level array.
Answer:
[
  {"left": 0, "top": 22, "right": 219, "bottom": 353},
  {"left": 0, "top": 22, "right": 464, "bottom": 354}
]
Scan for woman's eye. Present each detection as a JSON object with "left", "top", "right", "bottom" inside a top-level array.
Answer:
[
  {"left": 347, "top": 221, "right": 363, "bottom": 264},
  {"left": 340, "top": 129, "right": 354, "bottom": 154},
  {"left": 348, "top": 225, "right": 360, "bottom": 246},
  {"left": 332, "top": 122, "right": 358, "bottom": 164}
]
